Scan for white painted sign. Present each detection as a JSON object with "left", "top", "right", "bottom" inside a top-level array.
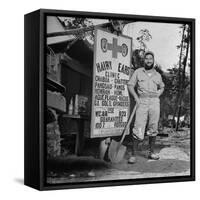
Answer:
[{"left": 90, "top": 28, "right": 132, "bottom": 138}]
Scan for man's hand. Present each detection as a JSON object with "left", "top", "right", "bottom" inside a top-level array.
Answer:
[
  {"left": 157, "top": 88, "right": 164, "bottom": 97},
  {"left": 128, "top": 84, "right": 140, "bottom": 104},
  {"left": 135, "top": 97, "right": 141, "bottom": 105}
]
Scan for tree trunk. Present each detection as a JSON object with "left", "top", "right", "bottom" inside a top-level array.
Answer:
[
  {"left": 175, "top": 26, "right": 190, "bottom": 131},
  {"left": 173, "top": 25, "right": 186, "bottom": 123}
]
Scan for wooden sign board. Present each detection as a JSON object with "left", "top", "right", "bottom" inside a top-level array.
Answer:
[{"left": 90, "top": 28, "right": 132, "bottom": 138}]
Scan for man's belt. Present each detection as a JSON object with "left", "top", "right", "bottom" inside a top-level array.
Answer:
[{"left": 139, "top": 93, "right": 159, "bottom": 98}]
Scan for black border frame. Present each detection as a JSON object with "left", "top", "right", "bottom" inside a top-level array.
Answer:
[{"left": 24, "top": 9, "right": 195, "bottom": 191}]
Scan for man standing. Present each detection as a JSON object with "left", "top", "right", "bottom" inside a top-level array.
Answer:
[{"left": 127, "top": 51, "right": 165, "bottom": 163}]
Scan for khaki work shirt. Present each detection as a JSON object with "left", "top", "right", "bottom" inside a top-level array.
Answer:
[{"left": 128, "top": 67, "right": 165, "bottom": 98}]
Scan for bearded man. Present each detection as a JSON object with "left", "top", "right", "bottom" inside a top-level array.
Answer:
[{"left": 127, "top": 51, "right": 165, "bottom": 163}]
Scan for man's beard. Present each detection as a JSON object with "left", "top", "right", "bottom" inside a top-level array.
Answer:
[{"left": 144, "top": 63, "right": 154, "bottom": 70}]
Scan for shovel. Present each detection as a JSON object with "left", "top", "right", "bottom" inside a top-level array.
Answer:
[{"left": 108, "top": 104, "right": 138, "bottom": 163}]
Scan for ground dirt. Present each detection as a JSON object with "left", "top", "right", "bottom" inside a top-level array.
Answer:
[{"left": 46, "top": 127, "right": 190, "bottom": 184}]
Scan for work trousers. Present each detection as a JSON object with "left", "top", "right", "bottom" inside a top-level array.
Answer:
[{"left": 132, "top": 97, "right": 160, "bottom": 140}]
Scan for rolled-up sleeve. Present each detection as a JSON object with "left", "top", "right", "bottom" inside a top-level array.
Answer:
[{"left": 128, "top": 70, "right": 138, "bottom": 87}]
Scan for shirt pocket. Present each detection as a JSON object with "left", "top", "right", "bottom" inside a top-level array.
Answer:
[
  {"left": 138, "top": 76, "right": 146, "bottom": 82},
  {"left": 137, "top": 77, "right": 147, "bottom": 89}
]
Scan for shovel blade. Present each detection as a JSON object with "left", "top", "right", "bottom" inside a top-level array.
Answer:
[{"left": 108, "top": 140, "right": 127, "bottom": 163}]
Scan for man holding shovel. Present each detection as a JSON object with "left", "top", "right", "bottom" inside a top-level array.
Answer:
[{"left": 127, "top": 51, "right": 165, "bottom": 163}]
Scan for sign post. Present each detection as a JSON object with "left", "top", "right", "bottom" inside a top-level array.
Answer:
[{"left": 90, "top": 28, "right": 132, "bottom": 138}]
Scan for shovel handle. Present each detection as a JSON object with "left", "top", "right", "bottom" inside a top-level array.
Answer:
[{"left": 119, "top": 104, "right": 138, "bottom": 145}]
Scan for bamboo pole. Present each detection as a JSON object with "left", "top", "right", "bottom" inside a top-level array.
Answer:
[
  {"left": 172, "top": 24, "right": 186, "bottom": 122},
  {"left": 175, "top": 26, "right": 190, "bottom": 131}
]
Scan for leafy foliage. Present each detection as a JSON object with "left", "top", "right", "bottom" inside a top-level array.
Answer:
[
  {"left": 59, "top": 17, "right": 94, "bottom": 29},
  {"left": 131, "top": 29, "right": 152, "bottom": 69},
  {"left": 57, "top": 17, "right": 95, "bottom": 41},
  {"left": 159, "top": 66, "right": 190, "bottom": 119},
  {"left": 136, "top": 29, "right": 152, "bottom": 50}
]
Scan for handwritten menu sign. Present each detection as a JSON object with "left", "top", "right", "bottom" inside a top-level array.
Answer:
[{"left": 90, "top": 28, "right": 132, "bottom": 138}]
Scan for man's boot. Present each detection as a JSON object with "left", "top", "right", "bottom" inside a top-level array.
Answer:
[
  {"left": 148, "top": 136, "right": 159, "bottom": 160},
  {"left": 128, "top": 138, "right": 139, "bottom": 164}
]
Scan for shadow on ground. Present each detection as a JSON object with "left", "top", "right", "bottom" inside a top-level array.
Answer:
[{"left": 47, "top": 156, "right": 109, "bottom": 173}]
